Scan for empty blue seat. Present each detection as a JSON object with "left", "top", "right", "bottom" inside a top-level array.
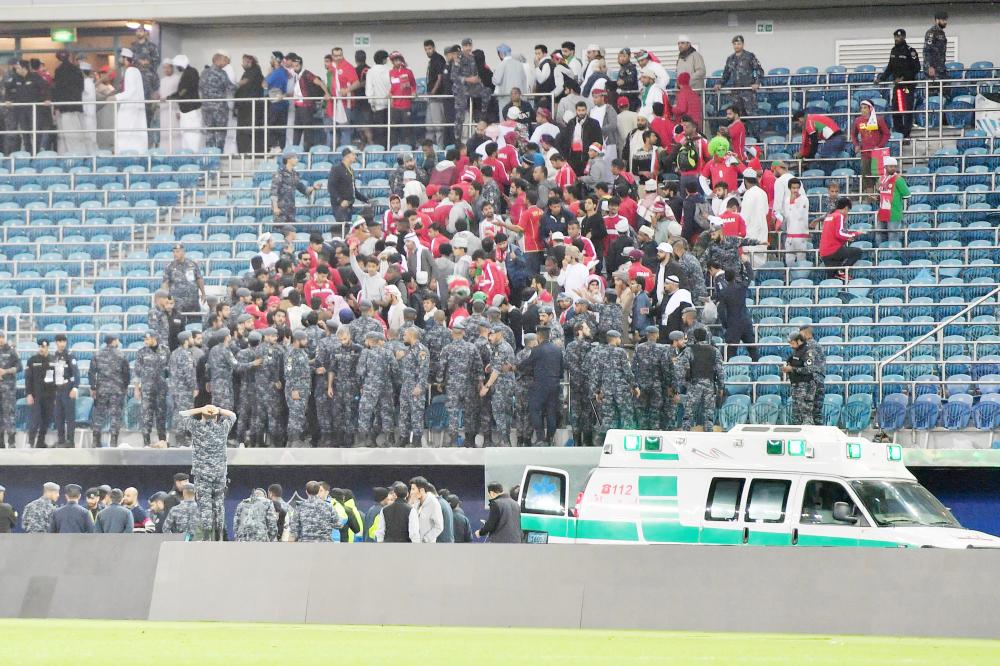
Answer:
[
  {"left": 974, "top": 394, "right": 1000, "bottom": 430},
  {"left": 909, "top": 394, "right": 941, "bottom": 431},
  {"left": 877, "top": 393, "right": 909, "bottom": 432},
  {"left": 942, "top": 394, "right": 973, "bottom": 430}
]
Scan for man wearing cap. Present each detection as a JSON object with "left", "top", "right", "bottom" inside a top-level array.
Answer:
[
  {"left": 923, "top": 11, "right": 949, "bottom": 82},
  {"left": 177, "top": 404, "right": 236, "bottom": 539},
  {"left": 115, "top": 47, "right": 149, "bottom": 153},
  {"left": 875, "top": 32, "right": 920, "bottom": 141},
  {"left": 169, "top": 331, "right": 198, "bottom": 446},
  {"left": 161, "top": 243, "right": 206, "bottom": 322},
  {"left": 478, "top": 325, "right": 516, "bottom": 446},
  {"left": 21, "top": 482, "right": 60, "bottom": 533},
  {"left": 324, "top": 327, "right": 361, "bottom": 447},
  {"left": 24, "top": 339, "right": 56, "bottom": 448},
  {"left": 48, "top": 334, "right": 79, "bottom": 448},
  {"left": 129, "top": 25, "right": 160, "bottom": 70},
  {"left": 395, "top": 326, "right": 430, "bottom": 447},
  {"left": 714, "top": 35, "right": 763, "bottom": 114},
  {"left": 282, "top": 330, "right": 311, "bottom": 448},
  {"left": 51, "top": 50, "right": 87, "bottom": 155},
  {"left": 0, "top": 330, "right": 22, "bottom": 448},
  {"left": 676, "top": 328, "right": 724, "bottom": 432},
  {"left": 329, "top": 146, "right": 367, "bottom": 223},
  {"left": 355, "top": 331, "right": 395, "bottom": 447},
  {"left": 198, "top": 50, "right": 235, "bottom": 150},
  {"left": 875, "top": 156, "right": 910, "bottom": 244},
  {"left": 148, "top": 289, "right": 171, "bottom": 345},
  {"left": 782, "top": 333, "right": 817, "bottom": 425},
  {"left": 271, "top": 149, "right": 316, "bottom": 234},
  {"left": 390, "top": 152, "right": 427, "bottom": 198},
  {"left": 675, "top": 36, "right": 707, "bottom": 92},
  {"left": 436, "top": 323, "right": 484, "bottom": 446},
  {"left": 50, "top": 485, "right": 93, "bottom": 534},
  {"left": 592, "top": 329, "right": 638, "bottom": 442},
  {"left": 93, "top": 488, "right": 132, "bottom": 534},
  {"left": 134, "top": 331, "right": 170, "bottom": 447},
  {"left": 89, "top": 334, "right": 130, "bottom": 448},
  {"left": 632, "top": 326, "right": 671, "bottom": 429}
]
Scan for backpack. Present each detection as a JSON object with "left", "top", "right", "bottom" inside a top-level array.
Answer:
[
  {"left": 676, "top": 137, "right": 700, "bottom": 172},
  {"left": 694, "top": 201, "right": 713, "bottom": 230}
]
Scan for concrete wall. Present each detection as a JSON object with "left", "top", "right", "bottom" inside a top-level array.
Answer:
[{"left": 0, "top": 535, "right": 179, "bottom": 620}]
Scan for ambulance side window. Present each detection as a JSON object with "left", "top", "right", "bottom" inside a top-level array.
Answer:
[
  {"left": 704, "top": 478, "right": 746, "bottom": 522},
  {"left": 745, "top": 479, "right": 791, "bottom": 524},
  {"left": 522, "top": 471, "right": 567, "bottom": 516},
  {"left": 800, "top": 480, "right": 858, "bottom": 525}
]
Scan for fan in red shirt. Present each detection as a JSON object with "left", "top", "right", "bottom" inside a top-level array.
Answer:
[
  {"left": 699, "top": 146, "right": 740, "bottom": 195},
  {"left": 304, "top": 265, "right": 340, "bottom": 310},
  {"left": 819, "top": 198, "right": 864, "bottom": 276},
  {"left": 418, "top": 186, "right": 441, "bottom": 219},
  {"left": 552, "top": 153, "right": 577, "bottom": 190},
  {"left": 497, "top": 133, "right": 520, "bottom": 174},
  {"left": 388, "top": 53, "right": 416, "bottom": 111},
  {"left": 482, "top": 143, "right": 510, "bottom": 191},
  {"left": 626, "top": 249, "right": 655, "bottom": 292},
  {"left": 726, "top": 106, "right": 747, "bottom": 158},
  {"left": 383, "top": 195, "right": 405, "bottom": 234},
  {"left": 472, "top": 251, "right": 509, "bottom": 303},
  {"left": 719, "top": 199, "right": 748, "bottom": 238}
]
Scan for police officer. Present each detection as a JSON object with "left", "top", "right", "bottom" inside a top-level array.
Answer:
[
  {"left": 397, "top": 326, "right": 430, "bottom": 447},
  {"left": 134, "top": 331, "right": 170, "bottom": 447},
  {"left": 162, "top": 482, "right": 200, "bottom": 537},
  {"left": 877, "top": 30, "right": 920, "bottom": 139},
  {"left": 563, "top": 322, "right": 596, "bottom": 447},
  {"left": 0, "top": 484, "right": 16, "bottom": 533},
  {"left": 148, "top": 290, "right": 172, "bottom": 348},
  {"left": 0, "top": 329, "right": 22, "bottom": 448},
  {"left": 89, "top": 333, "right": 131, "bottom": 448},
  {"left": 438, "top": 322, "right": 485, "bottom": 447},
  {"left": 713, "top": 35, "right": 764, "bottom": 115},
  {"left": 289, "top": 480, "right": 339, "bottom": 542},
  {"left": 160, "top": 243, "right": 206, "bottom": 323},
  {"left": 285, "top": 330, "right": 312, "bottom": 448},
  {"left": 326, "top": 327, "right": 363, "bottom": 448},
  {"left": 517, "top": 326, "right": 564, "bottom": 446},
  {"left": 356, "top": 331, "right": 396, "bottom": 447},
  {"left": 783, "top": 333, "right": 815, "bottom": 425},
  {"left": 21, "top": 482, "right": 60, "bottom": 533},
  {"left": 923, "top": 11, "right": 949, "bottom": 82},
  {"left": 481, "top": 324, "right": 517, "bottom": 446},
  {"left": 252, "top": 327, "right": 286, "bottom": 448},
  {"left": 234, "top": 488, "right": 279, "bottom": 542},
  {"left": 632, "top": 326, "right": 672, "bottom": 430},
  {"left": 593, "top": 330, "right": 639, "bottom": 445},
  {"left": 676, "top": 328, "right": 725, "bottom": 431},
  {"left": 176, "top": 404, "right": 236, "bottom": 540},
  {"left": 49, "top": 334, "right": 79, "bottom": 448},
  {"left": 514, "top": 333, "right": 538, "bottom": 446},
  {"left": 199, "top": 50, "right": 236, "bottom": 150},
  {"left": 799, "top": 323, "right": 827, "bottom": 426},
  {"left": 450, "top": 38, "right": 492, "bottom": 140},
  {"left": 168, "top": 330, "right": 198, "bottom": 447},
  {"left": 681, "top": 307, "right": 709, "bottom": 346},
  {"left": 25, "top": 338, "right": 56, "bottom": 448},
  {"left": 234, "top": 330, "right": 262, "bottom": 446}
]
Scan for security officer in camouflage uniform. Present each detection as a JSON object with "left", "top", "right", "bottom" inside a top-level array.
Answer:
[
  {"left": 162, "top": 483, "right": 200, "bottom": 537},
  {"left": 632, "top": 326, "right": 672, "bottom": 430},
  {"left": 698, "top": 222, "right": 759, "bottom": 273},
  {"left": 481, "top": 325, "right": 517, "bottom": 446},
  {"left": 676, "top": 328, "right": 725, "bottom": 431},
  {"left": 799, "top": 323, "right": 826, "bottom": 426},
  {"left": 451, "top": 38, "right": 492, "bottom": 139},
  {"left": 285, "top": 330, "right": 313, "bottom": 447},
  {"left": 397, "top": 326, "right": 430, "bottom": 447},
  {"left": 134, "top": 331, "right": 170, "bottom": 447},
  {"left": 147, "top": 290, "right": 171, "bottom": 346},
  {"left": 234, "top": 488, "right": 279, "bottom": 542},
  {"left": 438, "top": 322, "right": 485, "bottom": 447},
  {"left": 356, "top": 331, "right": 396, "bottom": 447},
  {"left": 313, "top": 327, "right": 339, "bottom": 446},
  {"left": 129, "top": 26, "right": 160, "bottom": 69},
  {"left": 564, "top": 322, "right": 596, "bottom": 447},
  {"left": 514, "top": 333, "right": 538, "bottom": 446},
  {"left": 783, "top": 333, "right": 815, "bottom": 425},
  {"left": 290, "top": 480, "right": 340, "bottom": 542},
  {"left": 923, "top": 11, "right": 949, "bottom": 81},
  {"left": 593, "top": 330, "right": 639, "bottom": 444},
  {"left": 161, "top": 243, "right": 205, "bottom": 323},
  {"left": 169, "top": 333, "right": 199, "bottom": 443},
  {"left": 464, "top": 301, "right": 489, "bottom": 343},
  {"left": 270, "top": 151, "right": 315, "bottom": 234},
  {"left": 681, "top": 307, "right": 709, "bottom": 346},
  {"left": 537, "top": 306, "right": 564, "bottom": 347},
  {"left": 0, "top": 330, "right": 21, "bottom": 448},
  {"left": 176, "top": 404, "right": 236, "bottom": 540},
  {"left": 234, "top": 331, "right": 262, "bottom": 445},
  {"left": 207, "top": 329, "right": 243, "bottom": 414},
  {"left": 662, "top": 331, "right": 688, "bottom": 429},
  {"left": 472, "top": 321, "right": 494, "bottom": 443},
  {"left": 21, "top": 482, "right": 60, "bottom": 532},
  {"left": 199, "top": 52, "right": 236, "bottom": 150},
  {"left": 327, "top": 327, "right": 363, "bottom": 448},
  {"left": 349, "top": 300, "right": 386, "bottom": 342},
  {"left": 486, "top": 307, "right": 516, "bottom": 348},
  {"left": 585, "top": 289, "right": 626, "bottom": 344},
  {"left": 424, "top": 311, "right": 452, "bottom": 388},
  {"left": 252, "top": 327, "right": 286, "bottom": 448},
  {"left": 714, "top": 34, "right": 764, "bottom": 114},
  {"left": 89, "top": 334, "right": 131, "bottom": 448}
]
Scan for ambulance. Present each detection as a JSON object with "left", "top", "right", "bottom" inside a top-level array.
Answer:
[{"left": 518, "top": 425, "right": 1000, "bottom": 548}]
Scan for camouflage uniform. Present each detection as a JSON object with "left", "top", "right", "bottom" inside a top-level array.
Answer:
[
  {"left": 135, "top": 343, "right": 170, "bottom": 441},
  {"left": 312, "top": 335, "right": 338, "bottom": 443},
  {"left": 147, "top": 306, "right": 170, "bottom": 346},
  {"left": 719, "top": 48, "right": 764, "bottom": 114},
  {"left": 207, "top": 343, "right": 240, "bottom": 412},
  {"left": 451, "top": 50, "right": 492, "bottom": 138},
  {"left": 587, "top": 302, "right": 626, "bottom": 342},
  {"left": 464, "top": 314, "right": 488, "bottom": 343},
  {"left": 234, "top": 495, "right": 279, "bottom": 542},
  {"left": 923, "top": 23, "right": 948, "bottom": 79},
  {"left": 328, "top": 340, "right": 363, "bottom": 447},
  {"left": 684, "top": 321, "right": 710, "bottom": 346},
  {"left": 677, "top": 342, "right": 725, "bottom": 431},
  {"left": 129, "top": 38, "right": 160, "bottom": 69},
  {"left": 593, "top": 345, "right": 638, "bottom": 443},
  {"left": 289, "top": 495, "right": 338, "bottom": 542},
  {"left": 355, "top": 343, "right": 396, "bottom": 445},
  {"left": 234, "top": 345, "right": 258, "bottom": 443},
  {"left": 473, "top": 335, "right": 493, "bottom": 438},
  {"left": 423, "top": 322, "right": 452, "bottom": 387},
  {"left": 21, "top": 496, "right": 55, "bottom": 533},
  {"left": 676, "top": 253, "right": 707, "bottom": 302},
  {"left": 540, "top": 317, "right": 564, "bottom": 347},
  {"left": 632, "top": 340, "right": 671, "bottom": 430},
  {"left": 348, "top": 315, "right": 384, "bottom": 343},
  {"left": 284, "top": 346, "right": 312, "bottom": 446},
  {"left": 514, "top": 346, "right": 535, "bottom": 445},
  {"left": 787, "top": 346, "right": 815, "bottom": 425},
  {"left": 176, "top": 412, "right": 235, "bottom": 540},
  {"left": 162, "top": 499, "right": 200, "bottom": 537},
  {"left": 397, "top": 341, "right": 430, "bottom": 446},
  {"left": 199, "top": 66, "right": 235, "bottom": 149},
  {"left": 269, "top": 166, "right": 310, "bottom": 228},
  {"left": 89, "top": 344, "right": 131, "bottom": 445},
  {"left": 0, "top": 341, "right": 22, "bottom": 444},
  {"left": 563, "top": 338, "right": 596, "bottom": 445},
  {"left": 161, "top": 258, "right": 203, "bottom": 319},
  {"left": 805, "top": 338, "right": 826, "bottom": 425},
  {"left": 485, "top": 339, "right": 517, "bottom": 445},
  {"left": 698, "top": 236, "right": 755, "bottom": 273},
  {"left": 169, "top": 346, "right": 197, "bottom": 431},
  {"left": 252, "top": 341, "right": 286, "bottom": 447},
  {"left": 438, "top": 335, "right": 484, "bottom": 445}
]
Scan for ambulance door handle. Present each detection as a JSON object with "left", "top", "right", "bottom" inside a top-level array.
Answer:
[
  {"left": 792, "top": 528, "right": 799, "bottom": 545},
  {"left": 742, "top": 527, "right": 749, "bottom": 544}
]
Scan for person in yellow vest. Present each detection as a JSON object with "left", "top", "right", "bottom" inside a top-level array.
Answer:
[
  {"left": 363, "top": 486, "right": 393, "bottom": 541},
  {"left": 875, "top": 156, "right": 910, "bottom": 245},
  {"left": 341, "top": 489, "right": 364, "bottom": 542}
]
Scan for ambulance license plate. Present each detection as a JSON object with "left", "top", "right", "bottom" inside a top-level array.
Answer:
[{"left": 525, "top": 531, "right": 549, "bottom": 544}]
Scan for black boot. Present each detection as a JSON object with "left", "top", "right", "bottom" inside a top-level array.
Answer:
[
  {"left": 142, "top": 432, "right": 151, "bottom": 447},
  {"left": 110, "top": 431, "right": 119, "bottom": 448}
]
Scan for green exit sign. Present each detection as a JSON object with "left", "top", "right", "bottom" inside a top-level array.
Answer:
[{"left": 51, "top": 28, "right": 77, "bottom": 43}]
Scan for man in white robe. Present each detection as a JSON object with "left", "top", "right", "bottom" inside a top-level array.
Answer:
[
  {"left": 157, "top": 58, "right": 180, "bottom": 153},
  {"left": 115, "top": 48, "right": 148, "bottom": 153},
  {"left": 79, "top": 62, "right": 99, "bottom": 154}
]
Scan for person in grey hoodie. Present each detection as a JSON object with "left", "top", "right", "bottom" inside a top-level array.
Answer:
[{"left": 95, "top": 488, "right": 133, "bottom": 533}]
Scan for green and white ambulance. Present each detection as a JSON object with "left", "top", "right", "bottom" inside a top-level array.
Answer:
[{"left": 519, "top": 425, "right": 1000, "bottom": 548}]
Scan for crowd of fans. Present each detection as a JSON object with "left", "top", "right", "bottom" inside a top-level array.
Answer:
[{"left": 0, "top": 475, "right": 522, "bottom": 542}]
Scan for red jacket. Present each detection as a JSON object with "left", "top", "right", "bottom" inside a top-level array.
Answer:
[
  {"left": 852, "top": 114, "right": 891, "bottom": 153},
  {"left": 728, "top": 120, "right": 747, "bottom": 158},
  {"left": 389, "top": 66, "right": 416, "bottom": 110},
  {"left": 671, "top": 86, "right": 703, "bottom": 126},
  {"left": 473, "top": 260, "right": 509, "bottom": 302},
  {"left": 819, "top": 210, "right": 858, "bottom": 258},
  {"left": 701, "top": 157, "right": 739, "bottom": 192}
]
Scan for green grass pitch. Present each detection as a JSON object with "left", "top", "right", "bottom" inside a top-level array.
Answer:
[{"left": 3, "top": 620, "right": 999, "bottom": 664}]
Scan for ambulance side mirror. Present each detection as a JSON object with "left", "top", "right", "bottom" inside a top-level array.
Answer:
[{"left": 833, "top": 502, "right": 858, "bottom": 524}]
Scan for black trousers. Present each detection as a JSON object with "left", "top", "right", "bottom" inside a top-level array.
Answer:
[
  {"left": 28, "top": 394, "right": 55, "bottom": 447},
  {"left": 267, "top": 104, "right": 288, "bottom": 149},
  {"left": 528, "top": 381, "right": 560, "bottom": 441},
  {"left": 891, "top": 84, "right": 915, "bottom": 138},
  {"left": 724, "top": 319, "right": 758, "bottom": 361},
  {"left": 822, "top": 245, "right": 862, "bottom": 270}
]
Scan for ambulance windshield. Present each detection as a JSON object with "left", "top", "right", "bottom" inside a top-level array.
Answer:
[{"left": 850, "top": 480, "right": 961, "bottom": 528}]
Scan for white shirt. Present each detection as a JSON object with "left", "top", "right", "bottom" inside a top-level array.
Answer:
[
  {"left": 365, "top": 62, "right": 392, "bottom": 112},
  {"left": 741, "top": 186, "right": 770, "bottom": 244},
  {"left": 556, "top": 262, "right": 590, "bottom": 300},
  {"left": 287, "top": 304, "right": 309, "bottom": 330},
  {"left": 256, "top": 250, "right": 280, "bottom": 271},
  {"left": 772, "top": 172, "right": 794, "bottom": 222},
  {"left": 784, "top": 193, "right": 810, "bottom": 236},
  {"left": 661, "top": 287, "right": 692, "bottom": 325},
  {"left": 589, "top": 103, "right": 608, "bottom": 128},
  {"left": 529, "top": 122, "right": 560, "bottom": 146}
]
